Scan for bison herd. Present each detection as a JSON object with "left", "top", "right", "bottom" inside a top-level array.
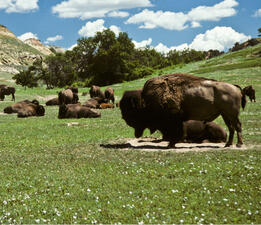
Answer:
[{"left": 0, "top": 73, "right": 257, "bottom": 148}]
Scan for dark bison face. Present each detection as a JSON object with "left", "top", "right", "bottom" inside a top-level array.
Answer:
[
  {"left": 58, "top": 104, "right": 67, "bottom": 119},
  {"left": 36, "top": 105, "right": 45, "bottom": 116},
  {"left": 120, "top": 90, "right": 148, "bottom": 138},
  {"left": 73, "top": 93, "right": 79, "bottom": 103}
]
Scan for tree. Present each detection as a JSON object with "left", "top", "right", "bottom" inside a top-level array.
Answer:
[
  {"left": 13, "top": 66, "right": 39, "bottom": 89},
  {"left": 258, "top": 28, "right": 261, "bottom": 37}
]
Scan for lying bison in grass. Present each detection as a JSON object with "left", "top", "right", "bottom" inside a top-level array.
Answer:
[
  {"left": 105, "top": 87, "right": 115, "bottom": 104},
  {"left": 58, "top": 89, "right": 79, "bottom": 105},
  {"left": 46, "top": 97, "right": 59, "bottom": 106},
  {"left": 182, "top": 120, "right": 227, "bottom": 143},
  {"left": 4, "top": 99, "right": 45, "bottom": 117},
  {"left": 243, "top": 85, "right": 256, "bottom": 102},
  {"left": 0, "top": 84, "right": 15, "bottom": 101},
  {"left": 58, "top": 104, "right": 101, "bottom": 119},
  {"left": 120, "top": 73, "right": 246, "bottom": 148}
]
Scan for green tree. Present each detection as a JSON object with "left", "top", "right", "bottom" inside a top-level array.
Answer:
[
  {"left": 258, "top": 28, "right": 261, "bottom": 37},
  {"left": 13, "top": 66, "right": 39, "bottom": 89}
]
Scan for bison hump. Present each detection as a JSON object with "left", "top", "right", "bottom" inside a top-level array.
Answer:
[{"left": 142, "top": 76, "right": 183, "bottom": 114}]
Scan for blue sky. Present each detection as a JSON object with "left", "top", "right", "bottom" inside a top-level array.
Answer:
[{"left": 0, "top": 0, "right": 260, "bottom": 53}]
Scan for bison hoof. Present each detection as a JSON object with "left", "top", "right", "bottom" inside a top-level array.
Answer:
[
  {"left": 167, "top": 142, "right": 176, "bottom": 149},
  {"left": 236, "top": 143, "right": 243, "bottom": 148},
  {"left": 224, "top": 142, "right": 232, "bottom": 148}
]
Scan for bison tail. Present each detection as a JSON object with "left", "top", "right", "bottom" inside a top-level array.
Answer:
[{"left": 241, "top": 92, "right": 247, "bottom": 110}]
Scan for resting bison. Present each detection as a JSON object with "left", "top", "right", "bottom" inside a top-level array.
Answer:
[
  {"left": 46, "top": 97, "right": 59, "bottom": 106},
  {"left": 83, "top": 97, "right": 108, "bottom": 108},
  {"left": 89, "top": 85, "right": 105, "bottom": 99},
  {"left": 120, "top": 73, "right": 246, "bottom": 148},
  {"left": 99, "top": 103, "right": 114, "bottom": 109},
  {"left": 4, "top": 99, "right": 44, "bottom": 117},
  {"left": 243, "top": 85, "right": 256, "bottom": 102},
  {"left": 182, "top": 120, "right": 227, "bottom": 143},
  {"left": 67, "top": 86, "right": 78, "bottom": 94},
  {"left": 58, "top": 89, "right": 79, "bottom": 105},
  {"left": 105, "top": 87, "right": 115, "bottom": 104},
  {"left": 0, "top": 84, "right": 15, "bottom": 101},
  {"left": 58, "top": 104, "right": 101, "bottom": 119}
]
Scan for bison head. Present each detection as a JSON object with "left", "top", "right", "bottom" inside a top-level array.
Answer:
[
  {"left": 36, "top": 105, "right": 45, "bottom": 116},
  {"left": 58, "top": 104, "right": 67, "bottom": 119}
]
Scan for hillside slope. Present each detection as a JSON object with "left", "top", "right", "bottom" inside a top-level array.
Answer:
[{"left": 0, "top": 25, "right": 46, "bottom": 74}]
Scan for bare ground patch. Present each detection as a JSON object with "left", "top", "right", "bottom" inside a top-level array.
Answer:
[{"left": 101, "top": 137, "right": 257, "bottom": 153}]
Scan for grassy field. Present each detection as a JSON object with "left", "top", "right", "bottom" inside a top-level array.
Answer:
[{"left": 0, "top": 45, "right": 260, "bottom": 224}]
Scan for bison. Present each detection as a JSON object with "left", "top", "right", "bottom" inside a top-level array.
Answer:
[
  {"left": 182, "top": 120, "right": 227, "bottom": 143},
  {"left": 4, "top": 99, "right": 45, "bottom": 117},
  {"left": 83, "top": 97, "right": 108, "bottom": 108},
  {"left": 0, "top": 84, "right": 15, "bottom": 101},
  {"left": 89, "top": 85, "right": 105, "bottom": 99},
  {"left": 46, "top": 97, "right": 59, "bottom": 106},
  {"left": 120, "top": 73, "right": 246, "bottom": 148},
  {"left": 58, "top": 104, "right": 101, "bottom": 119},
  {"left": 67, "top": 86, "right": 78, "bottom": 94},
  {"left": 243, "top": 85, "right": 256, "bottom": 102},
  {"left": 58, "top": 89, "right": 79, "bottom": 105},
  {"left": 105, "top": 87, "right": 115, "bottom": 104},
  {"left": 99, "top": 103, "right": 114, "bottom": 109}
]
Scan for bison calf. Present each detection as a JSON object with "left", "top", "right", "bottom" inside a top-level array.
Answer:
[{"left": 58, "top": 104, "right": 101, "bottom": 119}]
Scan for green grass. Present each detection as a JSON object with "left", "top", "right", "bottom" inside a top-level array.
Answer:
[{"left": 0, "top": 44, "right": 261, "bottom": 224}]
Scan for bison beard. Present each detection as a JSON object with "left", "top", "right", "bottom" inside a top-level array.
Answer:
[{"left": 120, "top": 73, "right": 244, "bottom": 148}]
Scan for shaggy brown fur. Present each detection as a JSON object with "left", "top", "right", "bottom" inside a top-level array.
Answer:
[
  {"left": 0, "top": 84, "right": 15, "bottom": 101},
  {"left": 46, "top": 97, "right": 59, "bottom": 106},
  {"left": 58, "top": 104, "right": 101, "bottom": 119},
  {"left": 105, "top": 87, "right": 115, "bottom": 104},
  {"left": 120, "top": 73, "right": 245, "bottom": 148},
  {"left": 89, "top": 85, "right": 105, "bottom": 99},
  {"left": 58, "top": 89, "right": 79, "bottom": 105},
  {"left": 243, "top": 85, "right": 256, "bottom": 102}
]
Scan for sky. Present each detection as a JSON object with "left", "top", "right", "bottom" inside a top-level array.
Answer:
[{"left": 0, "top": 0, "right": 260, "bottom": 53}]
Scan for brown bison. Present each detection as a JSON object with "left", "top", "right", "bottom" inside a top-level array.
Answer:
[
  {"left": 0, "top": 84, "right": 15, "bottom": 101},
  {"left": 99, "top": 103, "right": 114, "bottom": 109},
  {"left": 46, "top": 97, "right": 59, "bottom": 106},
  {"left": 105, "top": 87, "right": 115, "bottom": 104},
  {"left": 4, "top": 99, "right": 45, "bottom": 117},
  {"left": 89, "top": 85, "right": 105, "bottom": 99},
  {"left": 243, "top": 85, "right": 256, "bottom": 102},
  {"left": 83, "top": 97, "right": 108, "bottom": 108},
  {"left": 120, "top": 73, "right": 246, "bottom": 148},
  {"left": 67, "top": 86, "right": 78, "bottom": 94},
  {"left": 58, "top": 104, "right": 101, "bottom": 119},
  {"left": 182, "top": 120, "right": 227, "bottom": 143},
  {"left": 58, "top": 89, "right": 79, "bottom": 105}
]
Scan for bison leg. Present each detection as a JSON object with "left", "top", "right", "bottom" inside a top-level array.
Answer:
[
  {"left": 235, "top": 118, "right": 243, "bottom": 147},
  {"left": 222, "top": 115, "right": 235, "bottom": 147},
  {"left": 12, "top": 93, "right": 15, "bottom": 101},
  {"left": 134, "top": 127, "right": 145, "bottom": 138}
]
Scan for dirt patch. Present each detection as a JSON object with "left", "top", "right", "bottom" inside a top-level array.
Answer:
[{"left": 101, "top": 137, "right": 255, "bottom": 153}]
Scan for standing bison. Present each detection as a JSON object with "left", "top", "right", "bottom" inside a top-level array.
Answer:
[
  {"left": 120, "top": 73, "right": 245, "bottom": 148},
  {"left": 89, "top": 85, "right": 105, "bottom": 99},
  {"left": 105, "top": 87, "right": 115, "bottom": 104},
  {"left": 0, "top": 84, "right": 15, "bottom": 101},
  {"left": 58, "top": 89, "right": 79, "bottom": 105},
  {"left": 243, "top": 85, "right": 256, "bottom": 102},
  {"left": 58, "top": 104, "right": 101, "bottom": 119}
]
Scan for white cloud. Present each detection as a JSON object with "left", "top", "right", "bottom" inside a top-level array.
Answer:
[
  {"left": 18, "top": 32, "right": 38, "bottom": 41},
  {"left": 78, "top": 19, "right": 121, "bottom": 37},
  {"left": 107, "top": 11, "right": 129, "bottom": 18},
  {"left": 68, "top": 43, "right": 77, "bottom": 50},
  {"left": 126, "top": 9, "right": 189, "bottom": 30},
  {"left": 45, "top": 35, "right": 63, "bottom": 44},
  {"left": 253, "top": 8, "right": 261, "bottom": 17},
  {"left": 188, "top": 0, "right": 238, "bottom": 22},
  {"left": 189, "top": 26, "right": 251, "bottom": 51},
  {"left": 52, "top": 0, "right": 152, "bottom": 20},
  {"left": 126, "top": 0, "right": 238, "bottom": 30},
  {"left": 0, "top": 0, "right": 39, "bottom": 13},
  {"left": 154, "top": 43, "right": 189, "bottom": 54},
  {"left": 132, "top": 38, "right": 152, "bottom": 48}
]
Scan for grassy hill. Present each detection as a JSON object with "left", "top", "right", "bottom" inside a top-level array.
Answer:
[
  {"left": 0, "top": 26, "right": 44, "bottom": 73},
  {"left": 0, "top": 44, "right": 260, "bottom": 224}
]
